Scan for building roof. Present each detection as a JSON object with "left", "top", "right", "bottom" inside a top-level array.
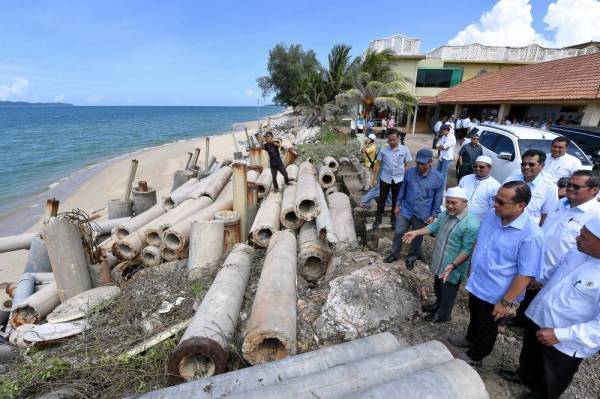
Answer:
[
  {"left": 435, "top": 53, "right": 600, "bottom": 104},
  {"left": 417, "top": 96, "right": 439, "bottom": 105}
]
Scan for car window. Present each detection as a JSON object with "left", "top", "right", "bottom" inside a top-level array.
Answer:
[
  {"left": 478, "top": 131, "right": 498, "bottom": 150},
  {"left": 518, "top": 139, "right": 592, "bottom": 165},
  {"left": 494, "top": 135, "right": 515, "bottom": 156},
  {"left": 466, "top": 127, "right": 479, "bottom": 138}
]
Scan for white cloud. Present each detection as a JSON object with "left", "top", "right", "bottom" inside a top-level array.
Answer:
[
  {"left": 543, "top": 0, "right": 600, "bottom": 47},
  {"left": 54, "top": 93, "right": 65, "bottom": 103},
  {"left": 245, "top": 89, "right": 256, "bottom": 97},
  {"left": 0, "top": 77, "right": 29, "bottom": 100}
]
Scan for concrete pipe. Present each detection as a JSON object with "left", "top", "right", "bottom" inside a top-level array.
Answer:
[
  {"left": 294, "top": 161, "right": 320, "bottom": 221},
  {"left": 346, "top": 359, "right": 489, "bottom": 399},
  {"left": 317, "top": 165, "right": 336, "bottom": 189},
  {"left": 141, "top": 245, "right": 162, "bottom": 267},
  {"left": 206, "top": 156, "right": 217, "bottom": 171},
  {"left": 190, "top": 166, "right": 232, "bottom": 200},
  {"left": 256, "top": 168, "right": 273, "bottom": 199},
  {"left": 247, "top": 183, "right": 259, "bottom": 239},
  {"left": 247, "top": 167, "right": 261, "bottom": 184},
  {"left": 286, "top": 164, "right": 299, "bottom": 181},
  {"left": 168, "top": 243, "right": 255, "bottom": 381},
  {"left": 0, "top": 232, "right": 38, "bottom": 253},
  {"left": 107, "top": 199, "right": 133, "bottom": 219},
  {"left": 111, "top": 260, "right": 145, "bottom": 285},
  {"left": 282, "top": 148, "right": 299, "bottom": 167},
  {"left": 163, "top": 177, "right": 200, "bottom": 209},
  {"left": 136, "top": 333, "right": 403, "bottom": 399},
  {"left": 23, "top": 236, "right": 52, "bottom": 273},
  {"left": 115, "top": 204, "right": 166, "bottom": 239},
  {"left": 171, "top": 169, "right": 195, "bottom": 192},
  {"left": 204, "top": 137, "right": 211, "bottom": 169},
  {"left": 90, "top": 217, "right": 130, "bottom": 239},
  {"left": 325, "top": 184, "right": 341, "bottom": 196},
  {"left": 214, "top": 211, "right": 241, "bottom": 252},
  {"left": 280, "top": 184, "right": 303, "bottom": 230},
  {"left": 260, "top": 149, "right": 270, "bottom": 171},
  {"left": 188, "top": 220, "right": 224, "bottom": 280},
  {"left": 249, "top": 148, "right": 263, "bottom": 167},
  {"left": 9, "top": 273, "right": 35, "bottom": 323},
  {"left": 315, "top": 182, "right": 337, "bottom": 245},
  {"left": 162, "top": 245, "right": 187, "bottom": 262},
  {"left": 163, "top": 183, "right": 233, "bottom": 252},
  {"left": 132, "top": 186, "right": 157, "bottom": 215},
  {"left": 249, "top": 191, "right": 283, "bottom": 248},
  {"left": 338, "top": 157, "right": 351, "bottom": 166},
  {"left": 232, "top": 163, "right": 248, "bottom": 241},
  {"left": 243, "top": 230, "right": 297, "bottom": 365},
  {"left": 327, "top": 192, "right": 357, "bottom": 245},
  {"left": 297, "top": 222, "right": 331, "bottom": 282},
  {"left": 323, "top": 156, "right": 339, "bottom": 173},
  {"left": 232, "top": 341, "right": 454, "bottom": 399},
  {"left": 42, "top": 217, "right": 92, "bottom": 302},
  {"left": 10, "top": 282, "right": 60, "bottom": 327},
  {"left": 88, "top": 263, "right": 112, "bottom": 287}
]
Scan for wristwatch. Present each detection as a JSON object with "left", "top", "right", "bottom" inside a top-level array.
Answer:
[{"left": 500, "top": 298, "right": 516, "bottom": 308}]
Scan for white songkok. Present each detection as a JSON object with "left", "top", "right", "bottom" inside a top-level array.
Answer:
[
  {"left": 446, "top": 186, "right": 468, "bottom": 200},
  {"left": 475, "top": 155, "right": 492, "bottom": 165}
]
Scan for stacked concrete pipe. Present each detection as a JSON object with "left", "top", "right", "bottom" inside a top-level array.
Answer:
[
  {"left": 286, "top": 164, "right": 299, "bottom": 182},
  {"left": 317, "top": 165, "right": 336, "bottom": 189},
  {"left": 314, "top": 181, "right": 337, "bottom": 245},
  {"left": 187, "top": 220, "right": 224, "bottom": 280},
  {"left": 249, "top": 191, "right": 283, "bottom": 248},
  {"left": 246, "top": 183, "right": 259, "bottom": 239},
  {"left": 280, "top": 184, "right": 303, "bottom": 230},
  {"left": 297, "top": 221, "right": 331, "bottom": 282},
  {"left": 115, "top": 204, "right": 166, "bottom": 239},
  {"left": 141, "top": 246, "right": 162, "bottom": 267},
  {"left": 256, "top": 168, "right": 273, "bottom": 199},
  {"left": 294, "top": 161, "right": 320, "bottom": 221},
  {"left": 168, "top": 243, "right": 255, "bottom": 381},
  {"left": 323, "top": 156, "right": 339, "bottom": 173},
  {"left": 163, "top": 177, "right": 200, "bottom": 209},
  {"left": 243, "top": 230, "right": 297, "bottom": 365}
]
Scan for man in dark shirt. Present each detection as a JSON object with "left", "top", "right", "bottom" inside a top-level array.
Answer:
[
  {"left": 262, "top": 131, "right": 289, "bottom": 192},
  {"left": 457, "top": 132, "right": 483, "bottom": 182}
]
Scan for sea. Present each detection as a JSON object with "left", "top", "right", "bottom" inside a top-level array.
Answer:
[{"left": 0, "top": 105, "right": 285, "bottom": 234}]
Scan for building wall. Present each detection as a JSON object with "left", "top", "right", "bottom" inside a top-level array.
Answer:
[{"left": 443, "top": 62, "right": 523, "bottom": 81}]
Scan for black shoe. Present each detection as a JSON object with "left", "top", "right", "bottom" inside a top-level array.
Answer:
[
  {"left": 372, "top": 220, "right": 381, "bottom": 230},
  {"left": 383, "top": 255, "right": 398, "bottom": 263},
  {"left": 422, "top": 303, "right": 439, "bottom": 313},
  {"left": 405, "top": 256, "right": 417, "bottom": 270},
  {"left": 424, "top": 313, "right": 451, "bottom": 323},
  {"left": 498, "top": 369, "right": 522, "bottom": 385}
]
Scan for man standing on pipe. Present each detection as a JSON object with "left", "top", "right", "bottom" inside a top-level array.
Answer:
[{"left": 259, "top": 131, "right": 289, "bottom": 193}]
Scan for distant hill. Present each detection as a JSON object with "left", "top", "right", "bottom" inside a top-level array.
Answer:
[{"left": 0, "top": 101, "right": 74, "bottom": 107}]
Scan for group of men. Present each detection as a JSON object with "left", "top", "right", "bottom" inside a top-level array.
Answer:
[{"left": 359, "top": 129, "right": 600, "bottom": 399}]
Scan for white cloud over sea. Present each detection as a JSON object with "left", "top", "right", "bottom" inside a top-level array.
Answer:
[
  {"left": 0, "top": 77, "right": 29, "bottom": 100},
  {"left": 449, "top": 0, "right": 600, "bottom": 47}
]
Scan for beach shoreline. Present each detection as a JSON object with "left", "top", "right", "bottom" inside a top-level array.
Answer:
[{"left": 0, "top": 109, "right": 291, "bottom": 281}]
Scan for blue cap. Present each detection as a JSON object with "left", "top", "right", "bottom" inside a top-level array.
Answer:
[{"left": 415, "top": 148, "right": 433, "bottom": 163}]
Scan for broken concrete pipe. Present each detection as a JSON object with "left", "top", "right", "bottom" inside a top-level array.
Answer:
[
  {"left": 280, "top": 184, "right": 303, "bottom": 230},
  {"left": 161, "top": 245, "right": 187, "bottom": 262},
  {"left": 229, "top": 341, "right": 467, "bottom": 399},
  {"left": 317, "top": 165, "right": 336, "bottom": 189},
  {"left": 115, "top": 204, "right": 166, "bottom": 239},
  {"left": 132, "top": 185, "right": 157, "bottom": 215},
  {"left": 256, "top": 168, "right": 273, "bottom": 199},
  {"left": 315, "top": 181, "right": 337, "bottom": 245},
  {"left": 323, "top": 156, "right": 339, "bottom": 173},
  {"left": 171, "top": 169, "right": 195, "bottom": 193},
  {"left": 242, "top": 230, "right": 297, "bottom": 365},
  {"left": 8, "top": 273, "right": 35, "bottom": 326},
  {"left": 168, "top": 243, "right": 255, "bottom": 382},
  {"left": 294, "top": 161, "right": 320, "bottom": 221},
  {"left": 0, "top": 232, "right": 38, "bottom": 253},
  {"left": 285, "top": 164, "right": 299, "bottom": 182},
  {"left": 42, "top": 217, "right": 92, "bottom": 302},
  {"left": 188, "top": 220, "right": 224, "bottom": 280},
  {"left": 10, "top": 282, "right": 60, "bottom": 327},
  {"left": 246, "top": 166, "right": 261, "bottom": 184},
  {"left": 282, "top": 148, "right": 298, "bottom": 167},
  {"left": 191, "top": 166, "right": 232, "bottom": 201},
  {"left": 23, "top": 236, "right": 52, "bottom": 273},
  {"left": 88, "top": 262, "right": 112, "bottom": 287},
  {"left": 325, "top": 185, "right": 340, "bottom": 196},
  {"left": 297, "top": 222, "right": 331, "bottom": 282},
  {"left": 246, "top": 182, "right": 259, "bottom": 238},
  {"left": 107, "top": 198, "right": 134, "bottom": 220},
  {"left": 162, "top": 183, "right": 233, "bottom": 252},
  {"left": 139, "top": 333, "right": 403, "bottom": 399},
  {"left": 327, "top": 192, "right": 357, "bottom": 245},
  {"left": 141, "top": 245, "right": 162, "bottom": 267},
  {"left": 163, "top": 177, "right": 200, "bottom": 209},
  {"left": 249, "top": 191, "right": 283, "bottom": 248},
  {"left": 214, "top": 211, "right": 241, "bottom": 252},
  {"left": 249, "top": 148, "right": 263, "bottom": 167},
  {"left": 47, "top": 286, "right": 121, "bottom": 324},
  {"left": 232, "top": 162, "right": 248, "bottom": 241},
  {"left": 111, "top": 260, "right": 145, "bottom": 285}
]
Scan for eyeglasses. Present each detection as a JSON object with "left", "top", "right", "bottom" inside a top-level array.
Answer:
[
  {"left": 493, "top": 196, "right": 515, "bottom": 206},
  {"left": 566, "top": 183, "right": 590, "bottom": 191},
  {"left": 520, "top": 162, "right": 538, "bottom": 167}
]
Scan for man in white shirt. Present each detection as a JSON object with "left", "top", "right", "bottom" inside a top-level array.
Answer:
[
  {"left": 458, "top": 156, "right": 501, "bottom": 221},
  {"left": 543, "top": 137, "right": 583, "bottom": 183},
  {"left": 435, "top": 124, "right": 456, "bottom": 189},
  {"left": 499, "top": 216, "right": 600, "bottom": 399},
  {"left": 505, "top": 149, "right": 559, "bottom": 226}
]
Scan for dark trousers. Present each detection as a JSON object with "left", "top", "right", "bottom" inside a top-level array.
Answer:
[
  {"left": 514, "top": 287, "right": 539, "bottom": 325},
  {"left": 433, "top": 276, "right": 460, "bottom": 321},
  {"left": 376, "top": 180, "right": 401, "bottom": 226},
  {"left": 466, "top": 293, "right": 501, "bottom": 361},
  {"left": 517, "top": 319, "right": 582, "bottom": 399},
  {"left": 270, "top": 163, "right": 289, "bottom": 190},
  {"left": 390, "top": 214, "right": 427, "bottom": 259}
]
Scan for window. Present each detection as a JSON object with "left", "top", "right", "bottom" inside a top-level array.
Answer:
[
  {"left": 416, "top": 68, "right": 464, "bottom": 88},
  {"left": 519, "top": 139, "right": 592, "bottom": 165},
  {"left": 494, "top": 135, "right": 516, "bottom": 156},
  {"left": 479, "top": 131, "right": 498, "bottom": 150}
]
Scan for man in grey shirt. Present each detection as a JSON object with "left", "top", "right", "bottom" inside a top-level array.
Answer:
[{"left": 457, "top": 132, "right": 483, "bottom": 182}]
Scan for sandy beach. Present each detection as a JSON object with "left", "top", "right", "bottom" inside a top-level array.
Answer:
[{"left": 0, "top": 116, "right": 284, "bottom": 282}]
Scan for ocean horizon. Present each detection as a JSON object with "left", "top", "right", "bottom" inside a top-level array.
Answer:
[{"left": 0, "top": 105, "right": 285, "bottom": 234}]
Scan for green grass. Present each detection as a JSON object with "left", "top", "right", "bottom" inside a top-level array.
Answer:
[{"left": 296, "top": 122, "right": 360, "bottom": 164}]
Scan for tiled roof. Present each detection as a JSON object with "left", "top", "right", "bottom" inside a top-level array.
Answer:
[
  {"left": 417, "top": 96, "right": 438, "bottom": 105},
  {"left": 435, "top": 53, "right": 600, "bottom": 104}
]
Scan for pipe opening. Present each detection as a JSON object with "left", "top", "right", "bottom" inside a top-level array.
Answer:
[
  {"left": 255, "top": 337, "right": 287, "bottom": 363},
  {"left": 116, "top": 243, "right": 134, "bottom": 258},
  {"left": 162, "top": 247, "right": 179, "bottom": 261},
  {"left": 146, "top": 231, "right": 162, "bottom": 246},
  {"left": 299, "top": 199, "right": 316, "bottom": 215},
  {"left": 142, "top": 251, "right": 158, "bottom": 265},
  {"left": 179, "top": 354, "right": 216, "bottom": 380},
  {"left": 115, "top": 227, "right": 130, "bottom": 239},
  {"left": 257, "top": 185, "right": 266, "bottom": 194},
  {"left": 164, "top": 233, "right": 182, "bottom": 251},
  {"left": 321, "top": 175, "right": 333, "bottom": 184},
  {"left": 163, "top": 198, "right": 175, "bottom": 209},
  {"left": 328, "top": 162, "right": 337, "bottom": 169},
  {"left": 303, "top": 256, "right": 324, "bottom": 280},
  {"left": 284, "top": 211, "right": 300, "bottom": 226},
  {"left": 257, "top": 228, "right": 273, "bottom": 243}
]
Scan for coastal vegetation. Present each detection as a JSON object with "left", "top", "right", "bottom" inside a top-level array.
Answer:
[{"left": 257, "top": 44, "right": 416, "bottom": 120}]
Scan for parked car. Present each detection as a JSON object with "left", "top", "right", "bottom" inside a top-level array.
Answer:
[
  {"left": 463, "top": 125, "right": 593, "bottom": 183},
  {"left": 548, "top": 125, "right": 600, "bottom": 169}
]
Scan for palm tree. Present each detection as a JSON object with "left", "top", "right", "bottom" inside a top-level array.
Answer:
[
  {"left": 324, "top": 44, "right": 352, "bottom": 101},
  {"left": 292, "top": 71, "right": 328, "bottom": 115}
]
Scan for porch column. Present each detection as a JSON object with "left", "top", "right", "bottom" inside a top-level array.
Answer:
[
  {"left": 581, "top": 103, "right": 600, "bottom": 126},
  {"left": 453, "top": 104, "right": 461, "bottom": 117},
  {"left": 498, "top": 104, "right": 511, "bottom": 121}
]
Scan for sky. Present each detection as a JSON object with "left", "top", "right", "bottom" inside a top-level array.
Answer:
[{"left": 0, "top": 0, "right": 598, "bottom": 106}]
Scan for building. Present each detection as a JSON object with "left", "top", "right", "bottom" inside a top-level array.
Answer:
[{"left": 367, "top": 34, "right": 600, "bottom": 131}]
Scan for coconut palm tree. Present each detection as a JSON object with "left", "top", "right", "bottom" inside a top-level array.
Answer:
[{"left": 324, "top": 44, "right": 353, "bottom": 101}]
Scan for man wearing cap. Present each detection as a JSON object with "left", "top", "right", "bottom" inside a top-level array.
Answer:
[
  {"left": 383, "top": 148, "right": 444, "bottom": 269},
  {"left": 458, "top": 156, "right": 501, "bottom": 221},
  {"left": 456, "top": 133, "right": 483, "bottom": 182},
  {"left": 401, "top": 186, "right": 479, "bottom": 322},
  {"left": 543, "top": 137, "right": 583, "bottom": 183},
  {"left": 449, "top": 180, "right": 544, "bottom": 365},
  {"left": 360, "top": 133, "right": 378, "bottom": 192},
  {"left": 505, "top": 149, "right": 559, "bottom": 226},
  {"left": 371, "top": 131, "right": 412, "bottom": 229},
  {"left": 498, "top": 216, "right": 600, "bottom": 399},
  {"left": 435, "top": 124, "right": 456, "bottom": 189}
]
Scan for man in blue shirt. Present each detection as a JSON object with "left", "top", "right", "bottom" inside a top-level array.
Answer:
[
  {"left": 371, "top": 131, "right": 412, "bottom": 230},
  {"left": 383, "top": 148, "right": 443, "bottom": 269},
  {"left": 449, "top": 180, "right": 545, "bottom": 365}
]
